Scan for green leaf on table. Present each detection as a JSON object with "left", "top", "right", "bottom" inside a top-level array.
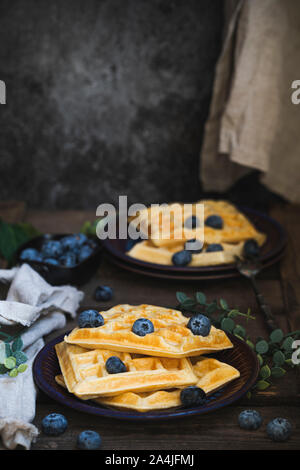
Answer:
[
  {"left": 219, "top": 298, "right": 228, "bottom": 310},
  {"left": 233, "top": 325, "right": 246, "bottom": 338},
  {"left": 256, "top": 380, "right": 270, "bottom": 391},
  {"left": 11, "top": 336, "right": 23, "bottom": 353},
  {"left": 273, "top": 350, "right": 285, "bottom": 366},
  {"left": 255, "top": 340, "right": 269, "bottom": 354},
  {"left": 282, "top": 337, "right": 294, "bottom": 351},
  {"left": 270, "top": 329, "right": 284, "bottom": 344},
  {"left": 181, "top": 298, "right": 196, "bottom": 309},
  {"left": 0, "top": 364, "right": 7, "bottom": 374},
  {"left": 271, "top": 367, "right": 286, "bottom": 378},
  {"left": 257, "top": 354, "right": 264, "bottom": 366},
  {"left": 196, "top": 292, "right": 206, "bottom": 305},
  {"left": 4, "top": 356, "right": 16, "bottom": 370},
  {"left": 0, "top": 218, "right": 40, "bottom": 265},
  {"left": 9, "top": 368, "right": 18, "bottom": 377},
  {"left": 5, "top": 343, "right": 12, "bottom": 357},
  {"left": 13, "top": 351, "right": 27, "bottom": 366},
  {"left": 176, "top": 292, "right": 188, "bottom": 304},
  {"left": 221, "top": 317, "right": 235, "bottom": 333},
  {"left": 260, "top": 365, "right": 271, "bottom": 379},
  {"left": 17, "top": 363, "right": 28, "bottom": 373}
]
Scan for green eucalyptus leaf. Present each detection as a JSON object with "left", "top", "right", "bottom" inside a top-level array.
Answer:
[
  {"left": 255, "top": 340, "right": 269, "bottom": 355},
  {"left": 256, "top": 380, "right": 270, "bottom": 391},
  {"left": 219, "top": 298, "right": 228, "bottom": 310},
  {"left": 181, "top": 298, "right": 196, "bottom": 309},
  {"left": 17, "top": 364, "right": 28, "bottom": 373},
  {"left": 270, "top": 329, "right": 284, "bottom": 344},
  {"left": 221, "top": 317, "right": 235, "bottom": 333},
  {"left": 260, "top": 365, "right": 271, "bottom": 379},
  {"left": 233, "top": 325, "right": 246, "bottom": 338},
  {"left": 5, "top": 343, "right": 12, "bottom": 357},
  {"left": 11, "top": 336, "right": 23, "bottom": 353},
  {"left": 282, "top": 337, "right": 294, "bottom": 351},
  {"left": 176, "top": 292, "right": 188, "bottom": 304},
  {"left": 271, "top": 367, "right": 286, "bottom": 378},
  {"left": 4, "top": 356, "right": 16, "bottom": 370},
  {"left": 257, "top": 354, "right": 264, "bottom": 366},
  {"left": 273, "top": 350, "right": 285, "bottom": 366},
  {"left": 9, "top": 368, "right": 18, "bottom": 378},
  {"left": 13, "top": 351, "right": 28, "bottom": 367},
  {"left": 196, "top": 292, "right": 206, "bottom": 305}
]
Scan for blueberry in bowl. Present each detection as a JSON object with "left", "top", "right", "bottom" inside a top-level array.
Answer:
[
  {"left": 172, "top": 250, "right": 192, "bottom": 267},
  {"left": 205, "top": 215, "right": 223, "bottom": 229},
  {"left": 16, "top": 233, "right": 102, "bottom": 286}
]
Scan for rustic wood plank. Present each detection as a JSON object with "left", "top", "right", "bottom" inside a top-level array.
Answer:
[{"left": 28, "top": 403, "right": 300, "bottom": 450}]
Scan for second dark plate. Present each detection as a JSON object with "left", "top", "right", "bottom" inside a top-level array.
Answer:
[{"left": 102, "top": 207, "right": 286, "bottom": 280}]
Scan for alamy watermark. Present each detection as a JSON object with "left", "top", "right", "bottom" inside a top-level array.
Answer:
[
  {"left": 0, "top": 80, "right": 6, "bottom": 104},
  {"left": 95, "top": 196, "right": 204, "bottom": 251},
  {"left": 291, "top": 80, "right": 300, "bottom": 104},
  {"left": 291, "top": 340, "right": 300, "bottom": 365}
]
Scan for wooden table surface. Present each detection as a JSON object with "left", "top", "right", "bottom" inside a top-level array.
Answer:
[{"left": 2, "top": 205, "right": 300, "bottom": 450}]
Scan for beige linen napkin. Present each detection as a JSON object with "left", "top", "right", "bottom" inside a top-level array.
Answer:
[
  {"left": 0, "top": 264, "right": 84, "bottom": 449},
  {"left": 201, "top": 0, "right": 300, "bottom": 203}
]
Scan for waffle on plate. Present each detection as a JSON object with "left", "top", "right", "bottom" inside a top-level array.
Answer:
[
  {"left": 65, "top": 304, "right": 233, "bottom": 358},
  {"left": 126, "top": 200, "right": 266, "bottom": 267}
]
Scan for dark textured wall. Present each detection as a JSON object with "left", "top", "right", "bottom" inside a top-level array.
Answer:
[{"left": 0, "top": 0, "right": 223, "bottom": 209}]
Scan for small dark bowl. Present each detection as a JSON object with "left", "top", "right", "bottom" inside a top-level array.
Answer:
[{"left": 15, "top": 234, "right": 102, "bottom": 286}]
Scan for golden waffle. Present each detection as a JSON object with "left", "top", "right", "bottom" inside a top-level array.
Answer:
[
  {"left": 55, "top": 357, "right": 240, "bottom": 412},
  {"left": 126, "top": 200, "right": 266, "bottom": 267},
  {"left": 55, "top": 341, "right": 197, "bottom": 399},
  {"left": 65, "top": 304, "right": 233, "bottom": 358}
]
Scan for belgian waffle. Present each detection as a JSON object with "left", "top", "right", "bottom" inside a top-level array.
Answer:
[
  {"left": 126, "top": 200, "right": 266, "bottom": 267},
  {"left": 55, "top": 341, "right": 197, "bottom": 399},
  {"left": 65, "top": 304, "right": 233, "bottom": 358},
  {"left": 55, "top": 356, "right": 240, "bottom": 412}
]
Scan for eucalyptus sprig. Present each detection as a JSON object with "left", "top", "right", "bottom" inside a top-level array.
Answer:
[
  {"left": 0, "top": 334, "right": 28, "bottom": 378},
  {"left": 176, "top": 291, "right": 300, "bottom": 397}
]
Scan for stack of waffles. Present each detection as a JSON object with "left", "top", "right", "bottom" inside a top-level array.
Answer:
[
  {"left": 55, "top": 304, "right": 240, "bottom": 412},
  {"left": 126, "top": 200, "right": 266, "bottom": 266}
]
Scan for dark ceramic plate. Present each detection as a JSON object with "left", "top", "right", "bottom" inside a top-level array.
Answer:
[
  {"left": 102, "top": 207, "right": 286, "bottom": 280},
  {"left": 33, "top": 332, "right": 259, "bottom": 421},
  {"left": 15, "top": 234, "right": 102, "bottom": 286}
]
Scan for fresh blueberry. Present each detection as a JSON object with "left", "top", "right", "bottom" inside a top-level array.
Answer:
[
  {"left": 180, "top": 386, "right": 207, "bottom": 407},
  {"left": 60, "top": 235, "right": 79, "bottom": 251},
  {"left": 172, "top": 250, "right": 192, "bottom": 267},
  {"left": 266, "top": 418, "right": 292, "bottom": 442},
  {"left": 60, "top": 252, "right": 77, "bottom": 267},
  {"left": 187, "top": 314, "right": 211, "bottom": 336},
  {"left": 74, "top": 233, "right": 88, "bottom": 246},
  {"left": 238, "top": 410, "right": 263, "bottom": 430},
  {"left": 105, "top": 356, "right": 127, "bottom": 374},
  {"left": 41, "top": 413, "right": 68, "bottom": 436},
  {"left": 77, "top": 430, "right": 102, "bottom": 450},
  {"left": 44, "top": 258, "right": 60, "bottom": 266},
  {"left": 78, "top": 244, "right": 94, "bottom": 263},
  {"left": 184, "top": 239, "right": 203, "bottom": 254},
  {"left": 132, "top": 318, "right": 154, "bottom": 336},
  {"left": 20, "top": 248, "right": 42, "bottom": 262},
  {"left": 205, "top": 215, "right": 223, "bottom": 229},
  {"left": 78, "top": 309, "right": 104, "bottom": 328},
  {"left": 94, "top": 285, "right": 113, "bottom": 301},
  {"left": 185, "top": 215, "right": 199, "bottom": 229},
  {"left": 42, "top": 240, "right": 63, "bottom": 258},
  {"left": 206, "top": 243, "right": 223, "bottom": 252},
  {"left": 244, "top": 239, "right": 260, "bottom": 258}
]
